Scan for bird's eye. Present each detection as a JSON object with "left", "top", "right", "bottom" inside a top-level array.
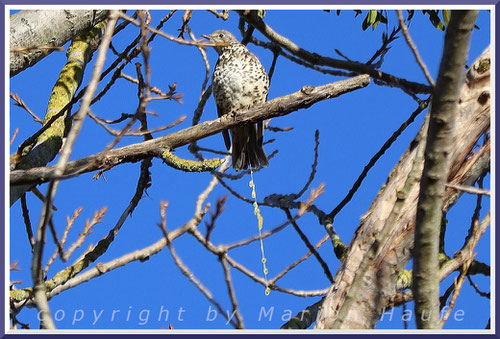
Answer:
[{"left": 218, "top": 33, "right": 224, "bottom": 38}]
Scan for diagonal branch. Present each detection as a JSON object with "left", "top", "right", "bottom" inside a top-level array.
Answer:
[
  {"left": 396, "top": 10, "right": 435, "bottom": 87},
  {"left": 315, "top": 44, "right": 489, "bottom": 329},
  {"left": 237, "top": 10, "right": 431, "bottom": 94},
  {"left": 11, "top": 75, "right": 370, "bottom": 186}
]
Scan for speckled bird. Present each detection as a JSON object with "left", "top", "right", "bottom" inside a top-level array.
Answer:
[{"left": 203, "top": 30, "right": 269, "bottom": 171}]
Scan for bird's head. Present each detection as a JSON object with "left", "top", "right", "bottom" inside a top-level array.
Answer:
[{"left": 202, "top": 30, "right": 239, "bottom": 53}]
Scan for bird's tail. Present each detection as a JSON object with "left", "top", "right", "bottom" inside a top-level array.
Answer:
[{"left": 231, "top": 124, "right": 268, "bottom": 171}]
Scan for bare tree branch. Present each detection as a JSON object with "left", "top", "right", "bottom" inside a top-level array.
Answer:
[
  {"left": 396, "top": 10, "right": 435, "bottom": 86},
  {"left": 11, "top": 75, "right": 370, "bottom": 186},
  {"left": 237, "top": 10, "right": 432, "bottom": 94}
]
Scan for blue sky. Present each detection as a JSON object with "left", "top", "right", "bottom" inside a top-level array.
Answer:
[{"left": 9, "top": 9, "right": 491, "bottom": 330}]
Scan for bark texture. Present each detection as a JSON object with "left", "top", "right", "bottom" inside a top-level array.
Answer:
[
  {"left": 10, "top": 9, "right": 109, "bottom": 76},
  {"left": 315, "top": 45, "right": 490, "bottom": 329},
  {"left": 413, "top": 10, "right": 478, "bottom": 329}
]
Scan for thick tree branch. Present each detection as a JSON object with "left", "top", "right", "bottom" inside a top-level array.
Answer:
[
  {"left": 10, "top": 75, "right": 370, "bottom": 187},
  {"left": 10, "top": 10, "right": 109, "bottom": 77},
  {"left": 413, "top": 10, "right": 478, "bottom": 329},
  {"left": 10, "top": 19, "right": 108, "bottom": 205},
  {"left": 315, "top": 45, "right": 489, "bottom": 329}
]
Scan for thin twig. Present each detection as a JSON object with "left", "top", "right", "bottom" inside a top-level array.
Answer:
[
  {"left": 207, "top": 9, "right": 229, "bottom": 20},
  {"left": 119, "top": 72, "right": 180, "bottom": 99},
  {"left": 445, "top": 183, "right": 490, "bottom": 196},
  {"left": 205, "top": 196, "right": 228, "bottom": 243},
  {"left": 44, "top": 207, "right": 83, "bottom": 276},
  {"left": 466, "top": 275, "right": 490, "bottom": 299},
  {"left": 283, "top": 208, "right": 334, "bottom": 283},
  {"left": 325, "top": 99, "right": 429, "bottom": 222},
  {"left": 226, "top": 220, "right": 290, "bottom": 250},
  {"left": 29, "top": 188, "right": 56, "bottom": 211},
  {"left": 126, "top": 117, "right": 187, "bottom": 136},
  {"left": 10, "top": 128, "right": 19, "bottom": 147},
  {"left": 116, "top": 11, "right": 224, "bottom": 48},
  {"left": 47, "top": 219, "right": 64, "bottom": 263},
  {"left": 220, "top": 257, "right": 245, "bottom": 328},
  {"left": 10, "top": 93, "right": 42, "bottom": 123},
  {"left": 439, "top": 280, "right": 456, "bottom": 309},
  {"left": 270, "top": 234, "right": 329, "bottom": 284},
  {"left": 251, "top": 37, "right": 353, "bottom": 78},
  {"left": 440, "top": 218, "right": 481, "bottom": 327},
  {"left": 20, "top": 194, "right": 35, "bottom": 251},
  {"left": 294, "top": 130, "right": 320, "bottom": 199},
  {"left": 157, "top": 202, "right": 239, "bottom": 329},
  {"left": 366, "top": 26, "right": 400, "bottom": 66},
  {"left": 63, "top": 207, "right": 107, "bottom": 262},
  {"left": 396, "top": 10, "right": 435, "bottom": 87}
]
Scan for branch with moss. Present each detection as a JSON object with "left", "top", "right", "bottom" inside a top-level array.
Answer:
[
  {"left": 162, "top": 150, "right": 224, "bottom": 172},
  {"left": 11, "top": 19, "right": 108, "bottom": 206}
]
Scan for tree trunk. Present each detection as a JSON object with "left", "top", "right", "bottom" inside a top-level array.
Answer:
[{"left": 315, "top": 46, "right": 490, "bottom": 329}]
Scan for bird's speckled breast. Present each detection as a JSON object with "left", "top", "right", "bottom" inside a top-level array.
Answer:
[{"left": 212, "top": 43, "right": 269, "bottom": 115}]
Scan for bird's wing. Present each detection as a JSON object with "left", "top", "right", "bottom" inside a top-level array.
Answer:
[
  {"left": 217, "top": 105, "right": 232, "bottom": 150},
  {"left": 257, "top": 120, "right": 264, "bottom": 147}
]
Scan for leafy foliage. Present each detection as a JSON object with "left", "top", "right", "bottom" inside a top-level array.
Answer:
[{"left": 331, "top": 9, "right": 454, "bottom": 31}]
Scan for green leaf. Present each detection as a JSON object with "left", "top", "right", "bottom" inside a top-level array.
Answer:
[
  {"left": 362, "top": 10, "right": 378, "bottom": 31},
  {"left": 442, "top": 10, "right": 451, "bottom": 27},
  {"left": 425, "top": 10, "right": 445, "bottom": 31},
  {"left": 367, "top": 9, "right": 378, "bottom": 25},
  {"left": 362, "top": 14, "right": 370, "bottom": 30},
  {"left": 372, "top": 11, "right": 382, "bottom": 30}
]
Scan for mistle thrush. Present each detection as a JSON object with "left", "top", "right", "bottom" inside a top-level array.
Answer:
[{"left": 203, "top": 30, "right": 269, "bottom": 171}]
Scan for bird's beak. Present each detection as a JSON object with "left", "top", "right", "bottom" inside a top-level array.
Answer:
[{"left": 201, "top": 34, "right": 211, "bottom": 40}]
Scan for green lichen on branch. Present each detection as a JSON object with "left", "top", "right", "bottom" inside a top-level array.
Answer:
[
  {"left": 332, "top": 234, "right": 347, "bottom": 260},
  {"left": 37, "top": 20, "right": 107, "bottom": 147},
  {"left": 476, "top": 58, "right": 490, "bottom": 73},
  {"left": 10, "top": 230, "right": 115, "bottom": 303},
  {"left": 162, "top": 150, "right": 224, "bottom": 172},
  {"left": 11, "top": 20, "right": 109, "bottom": 205}
]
